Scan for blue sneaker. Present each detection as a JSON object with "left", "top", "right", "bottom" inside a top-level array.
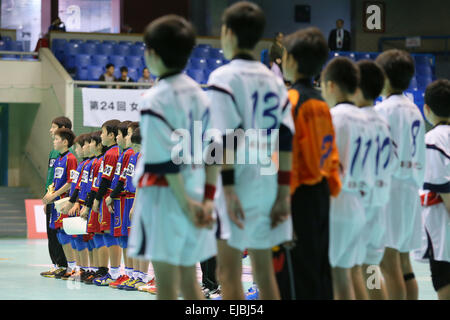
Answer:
[
  {"left": 93, "top": 273, "right": 114, "bottom": 286},
  {"left": 245, "top": 284, "right": 259, "bottom": 300}
]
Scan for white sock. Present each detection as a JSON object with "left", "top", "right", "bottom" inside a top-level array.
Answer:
[
  {"left": 68, "top": 261, "right": 76, "bottom": 272},
  {"left": 141, "top": 273, "right": 149, "bottom": 283},
  {"left": 110, "top": 267, "right": 120, "bottom": 280},
  {"left": 133, "top": 271, "right": 140, "bottom": 279},
  {"left": 125, "top": 268, "right": 133, "bottom": 278}
]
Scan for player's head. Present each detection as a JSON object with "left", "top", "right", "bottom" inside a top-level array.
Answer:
[
  {"left": 143, "top": 67, "right": 150, "bottom": 79},
  {"left": 143, "top": 15, "right": 196, "bottom": 76},
  {"left": 336, "top": 19, "right": 344, "bottom": 29},
  {"left": 275, "top": 31, "right": 283, "bottom": 43},
  {"left": 105, "top": 63, "right": 115, "bottom": 76},
  {"left": 89, "top": 131, "right": 103, "bottom": 155},
  {"left": 50, "top": 116, "right": 72, "bottom": 138},
  {"left": 283, "top": 27, "right": 329, "bottom": 82},
  {"left": 73, "top": 133, "right": 87, "bottom": 158},
  {"left": 82, "top": 133, "right": 92, "bottom": 157},
  {"left": 126, "top": 122, "right": 139, "bottom": 149},
  {"left": 131, "top": 127, "right": 142, "bottom": 146},
  {"left": 321, "top": 57, "right": 360, "bottom": 107},
  {"left": 54, "top": 128, "right": 75, "bottom": 152},
  {"left": 221, "top": 1, "right": 265, "bottom": 60},
  {"left": 354, "top": 60, "right": 385, "bottom": 106},
  {"left": 120, "top": 66, "right": 128, "bottom": 78},
  {"left": 375, "top": 49, "right": 415, "bottom": 95},
  {"left": 424, "top": 79, "right": 450, "bottom": 125},
  {"left": 117, "top": 120, "right": 132, "bottom": 148},
  {"left": 101, "top": 119, "right": 120, "bottom": 146}
]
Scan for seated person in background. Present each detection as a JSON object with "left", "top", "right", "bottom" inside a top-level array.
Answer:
[
  {"left": 99, "top": 63, "right": 116, "bottom": 89},
  {"left": 138, "top": 67, "right": 154, "bottom": 89},
  {"left": 116, "top": 66, "right": 135, "bottom": 89}
]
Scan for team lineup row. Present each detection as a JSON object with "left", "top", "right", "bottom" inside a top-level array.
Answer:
[{"left": 40, "top": 1, "right": 450, "bottom": 300}]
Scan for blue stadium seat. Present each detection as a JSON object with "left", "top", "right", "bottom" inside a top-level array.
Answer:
[
  {"left": 126, "top": 55, "right": 143, "bottom": 71},
  {"left": 52, "top": 39, "right": 67, "bottom": 50},
  {"left": 102, "top": 40, "right": 116, "bottom": 45},
  {"left": 109, "top": 55, "right": 126, "bottom": 68},
  {"left": 85, "top": 39, "right": 101, "bottom": 45},
  {"left": 113, "top": 44, "right": 130, "bottom": 56},
  {"left": 334, "top": 52, "right": 356, "bottom": 60},
  {"left": 92, "top": 55, "right": 109, "bottom": 67},
  {"left": 414, "top": 55, "right": 432, "bottom": 68},
  {"left": 75, "top": 54, "right": 91, "bottom": 69},
  {"left": 80, "top": 42, "right": 97, "bottom": 55},
  {"left": 197, "top": 44, "right": 212, "bottom": 49},
  {"left": 192, "top": 47, "right": 209, "bottom": 59},
  {"left": 64, "top": 42, "right": 80, "bottom": 55},
  {"left": 119, "top": 41, "right": 133, "bottom": 46},
  {"left": 416, "top": 75, "right": 432, "bottom": 90},
  {"left": 187, "top": 69, "right": 206, "bottom": 84},
  {"left": 1, "top": 36, "right": 12, "bottom": 42},
  {"left": 88, "top": 65, "right": 104, "bottom": 81},
  {"left": 355, "top": 52, "right": 371, "bottom": 61},
  {"left": 114, "top": 68, "right": 121, "bottom": 79},
  {"left": 369, "top": 52, "right": 379, "bottom": 60},
  {"left": 415, "top": 64, "right": 432, "bottom": 77},
  {"left": 206, "top": 58, "right": 223, "bottom": 70},
  {"left": 76, "top": 68, "right": 89, "bottom": 80},
  {"left": 408, "top": 76, "right": 418, "bottom": 91},
  {"left": 130, "top": 44, "right": 145, "bottom": 56},
  {"left": 97, "top": 43, "right": 114, "bottom": 55},
  {"left": 135, "top": 41, "right": 145, "bottom": 47},
  {"left": 0, "top": 42, "right": 6, "bottom": 51},
  {"left": 260, "top": 49, "right": 269, "bottom": 68},
  {"left": 189, "top": 58, "right": 207, "bottom": 70},
  {"left": 127, "top": 67, "right": 138, "bottom": 81},
  {"left": 6, "top": 41, "right": 23, "bottom": 51}
]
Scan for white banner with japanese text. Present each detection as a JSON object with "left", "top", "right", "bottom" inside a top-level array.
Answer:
[{"left": 81, "top": 88, "right": 147, "bottom": 127}]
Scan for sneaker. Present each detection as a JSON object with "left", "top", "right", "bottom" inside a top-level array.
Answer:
[
  {"left": 54, "top": 268, "right": 68, "bottom": 279},
  {"left": 109, "top": 275, "right": 129, "bottom": 289},
  {"left": 117, "top": 277, "right": 134, "bottom": 290},
  {"left": 79, "top": 269, "right": 90, "bottom": 282},
  {"left": 122, "top": 278, "right": 145, "bottom": 291},
  {"left": 68, "top": 270, "right": 82, "bottom": 281},
  {"left": 61, "top": 270, "right": 76, "bottom": 280},
  {"left": 208, "top": 287, "right": 221, "bottom": 300},
  {"left": 40, "top": 267, "right": 62, "bottom": 278},
  {"left": 245, "top": 284, "right": 259, "bottom": 300},
  {"left": 201, "top": 284, "right": 211, "bottom": 298},
  {"left": 83, "top": 271, "right": 98, "bottom": 285},
  {"left": 85, "top": 268, "right": 107, "bottom": 285},
  {"left": 138, "top": 278, "right": 156, "bottom": 293},
  {"left": 93, "top": 273, "right": 115, "bottom": 286}
]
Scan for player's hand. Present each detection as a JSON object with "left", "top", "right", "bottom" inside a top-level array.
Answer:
[
  {"left": 201, "top": 199, "right": 216, "bottom": 230},
  {"left": 270, "top": 191, "right": 291, "bottom": 229},
  {"left": 223, "top": 186, "right": 245, "bottom": 229},
  {"left": 80, "top": 206, "right": 88, "bottom": 220},
  {"left": 105, "top": 196, "right": 114, "bottom": 213},
  {"left": 61, "top": 201, "right": 74, "bottom": 215},
  {"left": 68, "top": 203, "right": 80, "bottom": 217},
  {"left": 185, "top": 198, "right": 205, "bottom": 228},
  {"left": 129, "top": 206, "right": 134, "bottom": 221},
  {"left": 42, "top": 192, "right": 55, "bottom": 205},
  {"left": 92, "top": 199, "right": 99, "bottom": 213}
]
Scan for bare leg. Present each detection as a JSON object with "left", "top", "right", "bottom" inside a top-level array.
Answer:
[
  {"left": 332, "top": 267, "right": 355, "bottom": 300},
  {"left": 380, "top": 247, "right": 406, "bottom": 299},
  {"left": 97, "top": 246, "right": 109, "bottom": 268},
  {"left": 351, "top": 265, "right": 369, "bottom": 300},
  {"left": 79, "top": 248, "right": 89, "bottom": 269},
  {"left": 437, "top": 284, "right": 450, "bottom": 300},
  {"left": 400, "top": 252, "right": 418, "bottom": 300},
  {"left": 216, "top": 240, "right": 244, "bottom": 300},
  {"left": 62, "top": 243, "right": 76, "bottom": 270},
  {"left": 108, "top": 245, "right": 122, "bottom": 268},
  {"left": 152, "top": 261, "right": 180, "bottom": 300},
  {"left": 248, "top": 248, "right": 280, "bottom": 300},
  {"left": 362, "top": 264, "right": 388, "bottom": 300},
  {"left": 179, "top": 265, "right": 204, "bottom": 300}
]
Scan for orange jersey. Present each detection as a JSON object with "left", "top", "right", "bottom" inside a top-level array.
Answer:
[{"left": 289, "top": 79, "right": 341, "bottom": 196}]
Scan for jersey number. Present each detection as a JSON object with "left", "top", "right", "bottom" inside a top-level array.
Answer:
[{"left": 251, "top": 91, "right": 279, "bottom": 132}]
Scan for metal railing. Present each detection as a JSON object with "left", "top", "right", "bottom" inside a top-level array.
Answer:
[
  {"left": 378, "top": 35, "right": 450, "bottom": 56},
  {"left": 72, "top": 80, "right": 209, "bottom": 88}
]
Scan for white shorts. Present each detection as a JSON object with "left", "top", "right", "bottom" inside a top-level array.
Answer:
[
  {"left": 424, "top": 203, "right": 450, "bottom": 262},
  {"left": 214, "top": 176, "right": 231, "bottom": 241},
  {"left": 127, "top": 187, "right": 217, "bottom": 266},
  {"left": 412, "top": 208, "right": 429, "bottom": 263},
  {"left": 382, "top": 178, "right": 422, "bottom": 253},
  {"left": 219, "top": 172, "right": 293, "bottom": 252},
  {"left": 329, "top": 190, "right": 366, "bottom": 268},
  {"left": 363, "top": 206, "right": 386, "bottom": 266}
]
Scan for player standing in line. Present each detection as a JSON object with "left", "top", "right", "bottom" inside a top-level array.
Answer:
[
  {"left": 419, "top": 79, "right": 450, "bottom": 300},
  {"left": 42, "top": 128, "right": 78, "bottom": 280},
  {"left": 279, "top": 27, "right": 341, "bottom": 300},
  {"left": 205, "top": 1, "right": 294, "bottom": 300},
  {"left": 353, "top": 60, "right": 398, "bottom": 299},
  {"left": 375, "top": 49, "right": 426, "bottom": 300},
  {"left": 127, "top": 15, "right": 216, "bottom": 300},
  {"left": 321, "top": 57, "right": 374, "bottom": 299}
]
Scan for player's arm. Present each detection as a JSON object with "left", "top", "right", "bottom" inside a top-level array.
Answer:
[{"left": 43, "top": 182, "right": 71, "bottom": 204}]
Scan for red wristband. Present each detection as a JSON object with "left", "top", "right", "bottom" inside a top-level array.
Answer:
[
  {"left": 204, "top": 184, "right": 216, "bottom": 201},
  {"left": 278, "top": 171, "right": 291, "bottom": 185}
]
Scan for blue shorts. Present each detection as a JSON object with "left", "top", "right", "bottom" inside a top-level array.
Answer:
[
  {"left": 112, "top": 198, "right": 125, "bottom": 237},
  {"left": 93, "top": 234, "right": 105, "bottom": 249},
  {"left": 120, "top": 236, "right": 128, "bottom": 249},
  {"left": 57, "top": 229, "right": 72, "bottom": 245},
  {"left": 104, "top": 233, "right": 119, "bottom": 247},
  {"left": 87, "top": 240, "right": 94, "bottom": 251},
  {"left": 122, "top": 197, "right": 134, "bottom": 236},
  {"left": 75, "top": 235, "right": 88, "bottom": 251}
]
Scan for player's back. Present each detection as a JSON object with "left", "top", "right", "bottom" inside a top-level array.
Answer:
[{"left": 375, "top": 94, "right": 425, "bottom": 187}]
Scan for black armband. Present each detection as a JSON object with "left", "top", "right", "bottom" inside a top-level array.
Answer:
[
  {"left": 86, "top": 191, "right": 97, "bottom": 208},
  {"left": 221, "top": 169, "right": 235, "bottom": 186},
  {"left": 95, "top": 178, "right": 112, "bottom": 201},
  {"left": 110, "top": 180, "right": 125, "bottom": 199},
  {"left": 69, "top": 189, "right": 79, "bottom": 204}
]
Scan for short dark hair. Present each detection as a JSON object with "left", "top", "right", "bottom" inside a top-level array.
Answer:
[
  {"left": 52, "top": 116, "right": 72, "bottom": 130},
  {"left": 144, "top": 15, "right": 195, "bottom": 70},
  {"left": 284, "top": 27, "right": 329, "bottom": 77},
  {"left": 322, "top": 57, "right": 360, "bottom": 94},
  {"left": 74, "top": 133, "right": 87, "bottom": 147},
  {"left": 89, "top": 131, "right": 102, "bottom": 145},
  {"left": 55, "top": 128, "right": 75, "bottom": 148},
  {"left": 222, "top": 1, "right": 265, "bottom": 50},
  {"left": 131, "top": 127, "right": 141, "bottom": 144},
  {"left": 106, "top": 63, "right": 114, "bottom": 69},
  {"left": 337, "top": 19, "right": 344, "bottom": 24},
  {"left": 102, "top": 119, "right": 120, "bottom": 138},
  {"left": 425, "top": 79, "right": 450, "bottom": 118},
  {"left": 375, "top": 49, "right": 415, "bottom": 92},
  {"left": 356, "top": 60, "right": 385, "bottom": 101},
  {"left": 118, "top": 120, "right": 132, "bottom": 137},
  {"left": 120, "top": 66, "right": 128, "bottom": 72},
  {"left": 128, "top": 121, "right": 139, "bottom": 133}
]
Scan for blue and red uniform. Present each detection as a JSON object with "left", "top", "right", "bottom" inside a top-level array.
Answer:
[
  {"left": 87, "top": 155, "right": 102, "bottom": 234},
  {"left": 122, "top": 151, "right": 141, "bottom": 239}
]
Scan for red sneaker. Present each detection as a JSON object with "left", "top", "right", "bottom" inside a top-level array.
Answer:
[{"left": 109, "top": 275, "right": 129, "bottom": 289}]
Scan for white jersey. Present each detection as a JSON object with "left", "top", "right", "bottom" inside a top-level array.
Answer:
[
  {"left": 360, "top": 106, "right": 399, "bottom": 207},
  {"left": 375, "top": 94, "right": 425, "bottom": 187},
  {"left": 135, "top": 73, "right": 211, "bottom": 200},
  {"left": 330, "top": 103, "right": 375, "bottom": 194},
  {"left": 421, "top": 124, "right": 450, "bottom": 262}
]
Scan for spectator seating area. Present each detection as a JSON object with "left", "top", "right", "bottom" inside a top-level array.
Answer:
[
  {"left": 0, "top": 37, "right": 36, "bottom": 60},
  {"left": 51, "top": 39, "right": 229, "bottom": 84}
]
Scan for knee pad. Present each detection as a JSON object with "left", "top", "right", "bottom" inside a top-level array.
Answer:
[
  {"left": 93, "top": 234, "right": 105, "bottom": 249},
  {"left": 75, "top": 236, "right": 88, "bottom": 251},
  {"left": 119, "top": 236, "right": 128, "bottom": 249},
  {"left": 57, "top": 229, "right": 72, "bottom": 245},
  {"left": 104, "top": 233, "right": 120, "bottom": 248},
  {"left": 403, "top": 273, "right": 415, "bottom": 282}
]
